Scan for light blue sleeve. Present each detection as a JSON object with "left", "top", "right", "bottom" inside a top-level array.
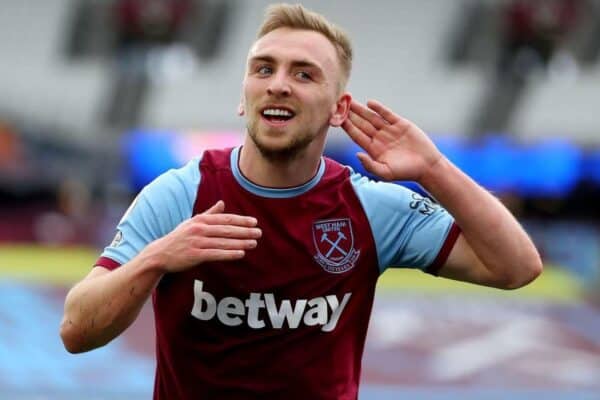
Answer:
[
  {"left": 100, "top": 158, "right": 201, "bottom": 266},
  {"left": 350, "top": 171, "right": 456, "bottom": 274}
]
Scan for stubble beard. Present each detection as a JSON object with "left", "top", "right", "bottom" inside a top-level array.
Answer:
[{"left": 246, "top": 120, "right": 317, "bottom": 163}]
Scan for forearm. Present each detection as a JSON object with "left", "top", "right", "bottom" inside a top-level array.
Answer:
[
  {"left": 420, "top": 157, "right": 542, "bottom": 286},
  {"left": 60, "top": 248, "right": 164, "bottom": 353},
  {"left": 341, "top": 98, "right": 541, "bottom": 286},
  {"left": 60, "top": 201, "right": 261, "bottom": 353}
]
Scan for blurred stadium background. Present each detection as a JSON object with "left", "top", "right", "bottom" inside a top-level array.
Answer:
[{"left": 1, "top": 0, "right": 600, "bottom": 399}]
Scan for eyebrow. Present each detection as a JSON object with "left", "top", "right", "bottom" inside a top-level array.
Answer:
[{"left": 248, "top": 55, "right": 323, "bottom": 73}]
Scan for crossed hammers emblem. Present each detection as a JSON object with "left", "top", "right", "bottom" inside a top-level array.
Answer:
[{"left": 320, "top": 231, "right": 348, "bottom": 258}]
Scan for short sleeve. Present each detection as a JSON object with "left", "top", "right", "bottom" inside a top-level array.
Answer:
[
  {"left": 350, "top": 171, "right": 460, "bottom": 274},
  {"left": 96, "top": 158, "right": 201, "bottom": 270}
]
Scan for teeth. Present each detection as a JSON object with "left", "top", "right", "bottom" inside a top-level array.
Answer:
[{"left": 263, "top": 108, "right": 293, "bottom": 117}]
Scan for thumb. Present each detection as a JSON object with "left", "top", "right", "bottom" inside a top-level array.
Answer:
[
  {"left": 357, "top": 153, "right": 390, "bottom": 179},
  {"left": 204, "top": 200, "right": 225, "bottom": 214}
]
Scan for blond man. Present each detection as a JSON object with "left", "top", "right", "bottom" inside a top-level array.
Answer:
[{"left": 61, "top": 4, "right": 542, "bottom": 399}]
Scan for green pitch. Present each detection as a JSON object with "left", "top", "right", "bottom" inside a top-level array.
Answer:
[
  {"left": 0, "top": 244, "right": 97, "bottom": 285},
  {"left": 0, "top": 244, "right": 583, "bottom": 302},
  {"left": 377, "top": 266, "right": 582, "bottom": 302}
]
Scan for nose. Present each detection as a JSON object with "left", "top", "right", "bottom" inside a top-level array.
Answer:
[{"left": 267, "top": 72, "right": 291, "bottom": 97}]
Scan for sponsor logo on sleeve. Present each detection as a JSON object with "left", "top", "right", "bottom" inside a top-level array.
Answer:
[
  {"left": 409, "top": 193, "right": 438, "bottom": 216},
  {"left": 312, "top": 218, "right": 360, "bottom": 273},
  {"left": 110, "top": 230, "right": 123, "bottom": 247}
]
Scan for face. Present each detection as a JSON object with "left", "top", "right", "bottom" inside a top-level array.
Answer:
[{"left": 241, "top": 28, "right": 350, "bottom": 162}]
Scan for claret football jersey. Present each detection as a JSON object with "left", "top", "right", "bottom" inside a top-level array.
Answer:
[{"left": 96, "top": 146, "right": 459, "bottom": 400}]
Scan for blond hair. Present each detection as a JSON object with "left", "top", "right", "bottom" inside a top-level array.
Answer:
[{"left": 256, "top": 3, "right": 353, "bottom": 91}]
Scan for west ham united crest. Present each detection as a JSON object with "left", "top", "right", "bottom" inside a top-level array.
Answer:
[{"left": 312, "top": 218, "right": 360, "bottom": 273}]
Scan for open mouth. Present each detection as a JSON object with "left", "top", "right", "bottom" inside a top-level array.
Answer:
[{"left": 261, "top": 107, "right": 296, "bottom": 125}]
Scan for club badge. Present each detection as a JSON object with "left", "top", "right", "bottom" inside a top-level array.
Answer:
[{"left": 312, "top": 218, "right": 360, "bottom": 273}]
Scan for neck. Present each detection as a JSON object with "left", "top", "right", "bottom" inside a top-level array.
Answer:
[{"left": 238, "top": 138, "right": 324, "bottom": 188}]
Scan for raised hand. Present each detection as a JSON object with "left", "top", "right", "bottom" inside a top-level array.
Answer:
[
  {"left": 341, "top": 100, "right": 443, "bottom": 182},
  {"left": 143, "top": 200, "right": 262, "bottom": 273}
]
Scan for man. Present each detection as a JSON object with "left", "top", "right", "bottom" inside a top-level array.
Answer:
[{"left": 60, "top": 4, "right": 542, "bottom": 399}]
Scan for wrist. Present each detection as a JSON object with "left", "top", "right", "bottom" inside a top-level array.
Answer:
[
  {"left": 418, "top": 155, "right": 451, "bottom": 191},
  {"left": 137, "top": 240, "right": 168, "bottom": 276}
]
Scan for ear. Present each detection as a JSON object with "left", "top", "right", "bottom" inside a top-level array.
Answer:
[
  {"left": 329, "top": 92, "right": 352, "bottom": 127},
  {"left": 238, "top": 101, "right": 245, "bottom": 116}
]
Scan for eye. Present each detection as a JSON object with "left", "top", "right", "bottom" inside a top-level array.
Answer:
[
  {"left": 295, "top": 71, "right": 312, "bottom": 81},
  {"left": 257, "top": 66, "right": 272, "bottom": 75}
]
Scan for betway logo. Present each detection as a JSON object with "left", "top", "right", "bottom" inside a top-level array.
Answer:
[{"left": 191, "top": 280, "right": 351, "bottom": 332}]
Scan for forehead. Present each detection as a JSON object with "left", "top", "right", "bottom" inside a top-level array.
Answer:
[{"left": 248, "top": 28, "right": 339, "bottom": 72}]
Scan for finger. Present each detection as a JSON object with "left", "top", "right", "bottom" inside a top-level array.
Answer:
[
  {"left": 199, "top": 225, "right": 262, "bottom": 239},
  {"left": 349, "top": 100, "right": 388, "bottom": 130},
  {"left": 348, "top": 110, "right": 377, "bottom": 138},
  {"left": 348, "top": 110, "right": 377, "bottom": 137},
  {"left": 197, "top": 237, "right": 258, "bottom": 250},
  {"left": 197, "top": 249, "right": 246, "bottom": 262},
  {"left": 366, "top": 100, "right": 400, "bottom": 125},
  {"left": 195, "top": 213, "right": 258, "bottom": 227},
  {"left": 341, "top": 118, "right": 372, "bottom": 150},
  {"left": 203, "top": 200, "right": 225, "bottom": 215},
  {"left": 357, "top": 152, "right": 392, "bottom": 180}
]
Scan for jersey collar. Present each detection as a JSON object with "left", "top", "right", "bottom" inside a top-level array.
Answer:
[{"left": 230, "top": 146, "right": 325, "bottom": 198}]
